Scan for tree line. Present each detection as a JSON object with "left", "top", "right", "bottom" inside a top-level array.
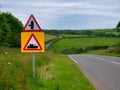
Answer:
[
  {"left": 44, "top": 29, "right": 120, "bottom": 38},
  {"left": 0, "top": 12, "right": 23, "bottom": 47}
]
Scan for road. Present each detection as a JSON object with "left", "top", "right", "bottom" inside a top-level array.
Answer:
[
  {"left": 45, "top": 36, "right": 62, "bottom": 49},
  {"left": 68, "top": 54, "right": 120, "bottom": 90}
]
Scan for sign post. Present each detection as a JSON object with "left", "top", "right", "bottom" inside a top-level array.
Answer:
[
  {"left": 21, "top": 14, "right": 44, "bottom": 78},
  {"left": 32, "top": 52, "right": 35, "bottom": 78}
]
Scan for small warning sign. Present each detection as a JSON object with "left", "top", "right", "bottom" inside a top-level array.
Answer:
[
  {"left": 23, "top": 14, "right": 42, "bottom": 32},
  {"left": 24, "top": 34, "right": 42, "bottom": 50}
]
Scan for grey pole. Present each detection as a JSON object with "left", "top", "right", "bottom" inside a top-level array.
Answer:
[{"left": 32, "top": 52, "right": 35, "bottom": 78}]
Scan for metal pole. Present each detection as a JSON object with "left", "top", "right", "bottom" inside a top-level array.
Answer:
[{"left": 32, "top": 52, "right": 35, "bottom": 78}]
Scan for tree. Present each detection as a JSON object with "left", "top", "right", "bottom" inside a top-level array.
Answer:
[
  {"left": 0, "top": 29, "right": 3, "bottom": 43},
  {"left": 0, "top": 12, "right": 23, "bottom": 47},
  {"left": 116, "top": 21, "right": 120, "bottom": 32}
]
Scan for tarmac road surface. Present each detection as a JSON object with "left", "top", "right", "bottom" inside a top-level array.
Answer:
[{"left": 68, "top": 54, "right": 120, "bottom": 90}]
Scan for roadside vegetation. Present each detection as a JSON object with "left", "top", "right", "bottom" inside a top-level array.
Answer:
[{"left": 0, "top": 47, "right": 95, "bottom": 90}]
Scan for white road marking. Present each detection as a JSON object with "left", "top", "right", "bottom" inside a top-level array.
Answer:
[
  {"left": 110, "top": 61, "right": 120, "bottom": 65},
  {"left": 68, "top": 55, "right": 78, "bottom": 63}
]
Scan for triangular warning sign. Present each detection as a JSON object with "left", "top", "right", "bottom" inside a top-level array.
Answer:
[
  {"left": 23, "top": 14, "right": 42, "bottom": 32},
  {"left": 23, "top": 34, "right": 42, "bottom": 50}
]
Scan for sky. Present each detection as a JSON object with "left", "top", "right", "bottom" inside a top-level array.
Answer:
[{"left": 0, "top": 0, "right": 120, "bottom": 30}]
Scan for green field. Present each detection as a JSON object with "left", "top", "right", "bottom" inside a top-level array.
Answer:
[
  {"left": 0, "top": 47, "right": 95, "bottom": 90},
  {"left": 45, "top": 34, "right": 57, "bottom": 42},
  {"left": 52, "top": 37, "right": 120, "bottom": 55}
]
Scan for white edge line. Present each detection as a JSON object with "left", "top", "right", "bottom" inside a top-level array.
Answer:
[
  {"left": 67, "top": 55, "right": 78, "bottom": 63},
  {"left": 110, "top": 61, "right": 120, "bottom": 65}
]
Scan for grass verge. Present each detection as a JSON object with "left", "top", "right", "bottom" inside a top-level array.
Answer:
[{"left": 0, "top": 47, "right": 95, "bottom": 90}]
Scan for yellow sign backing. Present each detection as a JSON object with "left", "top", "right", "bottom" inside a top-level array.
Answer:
[{"left": 21, "top": 32, "right": 44, "bottom": 52}]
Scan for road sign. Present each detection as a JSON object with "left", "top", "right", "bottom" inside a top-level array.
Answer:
[
  {"left": 21, "top": 32, "right": 44, "bottom": 52},
  {"left": 23, "top": 34, "right": 42, "bottom": 50},
  {"left": 23, "top": 14, "right": 42, "bottom": 32}
]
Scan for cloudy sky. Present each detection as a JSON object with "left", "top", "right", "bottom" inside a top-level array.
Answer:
[{"left": 0, "top": 0, "right": 120, "bottom": 30}]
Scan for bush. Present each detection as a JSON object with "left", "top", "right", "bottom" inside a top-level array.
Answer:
[
  {"left": 107, "top": 42, "right": 120, "bottom": 53},
  {"left": 114, "top": 42, "right": 120, "bottom": 53},
  {"left": 62, "top": 48, "right": 83, "bottom": 54},
  {"left": 88, "top": 45, "right": 108, "bottom": 50},
  {"left": 61, "top": 45, "right": 109, "bottom": 54},
  {"left": 0, "top": 12, "right": 23, "bottom": 47}
]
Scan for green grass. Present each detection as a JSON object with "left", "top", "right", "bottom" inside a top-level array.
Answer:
[
  {"left": 52, "top": 37, "right": 120, "bottom": 52},
  {"left": 0, "top": 47, "right": 95, "bottom": 90},
  {"left": 45, "top": 34, "right": 57, "bottom": 42},
  {"left": 50, "top": 54, "right": 94, "bottom": 90}
]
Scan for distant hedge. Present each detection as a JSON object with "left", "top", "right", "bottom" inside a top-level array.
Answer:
[{"left": 61, "top": 46, "right": 109, "bottom": 54}]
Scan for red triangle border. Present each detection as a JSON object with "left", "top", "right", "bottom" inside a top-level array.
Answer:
[
  {"left": 23, "top": 34, "right": 43, "bottom": 50},
  {"left": 22, "top": 14, "right": 42, "bottom": 32}
]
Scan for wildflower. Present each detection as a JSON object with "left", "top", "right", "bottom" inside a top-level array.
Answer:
[
  {"left": 8, "top": 62, "right": 12, "bottom": 65},
  {"left": 5, "top": 52, "right": 8, "bottom": 55}
]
